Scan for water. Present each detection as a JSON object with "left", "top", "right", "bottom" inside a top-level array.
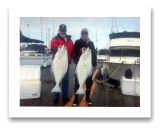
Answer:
[{"left": 41, "top": 62, "right": 102, "bottom": 80}]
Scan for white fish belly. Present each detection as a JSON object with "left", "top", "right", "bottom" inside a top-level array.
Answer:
[
  {"left": 75, "top": 47, "right": 93, "bottom": 95},
  {"left": 75, "top": 58, "right": 92, "bottom": 95},
  {"left": 50, "top": 50, "right": 68, "bottom": 93},
  {"left": 54, "top": 58, "right": 67, "bottom": 81},
  {"left": 76, "top": 61, "right": 91, "bottom": 85}
]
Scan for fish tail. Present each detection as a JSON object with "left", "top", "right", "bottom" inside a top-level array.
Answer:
[
  {"left": 75, "top": 87, "right": 85, "bottom": 95},
  {"left": 51, "top": 84, "right": 61, "bottom": 93}
]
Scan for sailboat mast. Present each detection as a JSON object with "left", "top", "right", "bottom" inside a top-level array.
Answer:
[
  {"left": 74, "top": 30, "right": 75, "bottom": 43},
  {"left": 26, "top": 17, "right": 30, "bottom": 38},
  {"left": 26, "top": 17, "right": 30, "bottom": 47},
  {"left": 111, "top": 17, "right": 113, "bottom": 33},
  {"left": 53, "top": 21, "right": 54, "bottom": 36},
  {"left": 46, "top": 26, "right": 48, "bottom": 46},
  {"left": 132, "top": 17, "right": 133, "bottom": 31},
  {"left": 96, "top": 30, "right": 97, "bottom": 48},
  {"left": 41, "top": 17, "right": 42, "bottom": 41},
  {"left": 48, "top": 28, "right": 50, "bottom": 48}
]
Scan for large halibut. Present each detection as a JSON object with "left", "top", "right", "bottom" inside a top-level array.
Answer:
[
  {"left": 50, "top": 45, "right": 68, "bottom": 93},
  {"left": 75, "top": 47, "right": 92, "bottom": 95}
]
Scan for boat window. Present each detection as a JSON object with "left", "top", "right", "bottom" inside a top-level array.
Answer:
[
  {"left": 98, "top": 50, "right": 109, "bottom": 55},
  {"left": 110, "top": 49, "right": 140, "bottom": 57},
  {"left": 110, "top": 50, "right": 122, "bottom": 56}
]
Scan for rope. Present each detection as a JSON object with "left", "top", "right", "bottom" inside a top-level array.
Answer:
[
  {"left": 114, "top": 17, "right": 118, "bottom": 32},
  {"left": 119, "top": 47, "right": 124, "bottom": 62},
  {"left": 103, "top": 63, "right": 123, "bottom": 82},
  {"left": 134, "top": 77, "right": 140, "bottom": 97}
]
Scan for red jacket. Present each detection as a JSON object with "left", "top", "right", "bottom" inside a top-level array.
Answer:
[{"left": 50, "top": 33, "right": 75, "bottom": 65}]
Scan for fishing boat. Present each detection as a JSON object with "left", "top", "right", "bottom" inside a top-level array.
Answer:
[
  {"left": 98, "top": 17, "right": 140, "bottom": 81},
  {"left": 101, "top": 31, "right": 140, "bottom": 81}
]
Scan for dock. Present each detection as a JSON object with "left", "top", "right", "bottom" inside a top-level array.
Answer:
[{"left": 20, "top": 69, "right": 140, "bottom": 107}]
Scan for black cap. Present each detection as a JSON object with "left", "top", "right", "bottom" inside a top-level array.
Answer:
[{"left": 59, "top": 24, "right": 67, "bottom": 31}]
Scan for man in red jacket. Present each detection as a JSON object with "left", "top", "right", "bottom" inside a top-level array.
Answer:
[{"left": 50, "top": 24, "right": 75, "bottom": 103}]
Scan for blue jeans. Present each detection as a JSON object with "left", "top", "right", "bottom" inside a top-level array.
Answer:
[{"left": 53, "top": 67, "right": 69, "bottom": 98}]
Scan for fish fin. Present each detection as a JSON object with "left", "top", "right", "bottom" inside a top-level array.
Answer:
[
  {"left": 50, "top": 64, "right": 55, "bottom": 79},
  {"left": 75, "top": 71, "right": 80, "bottom": 85},
  {"left": 75, "top": 88, "right": 85, "bottom": 95},
  {"left": 51, "top": 85, "right": 61, "bottom": 93}
]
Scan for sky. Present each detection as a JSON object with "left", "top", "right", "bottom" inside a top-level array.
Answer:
[{"left": 20, "top": 17, "right": 140, "bottom": 49}]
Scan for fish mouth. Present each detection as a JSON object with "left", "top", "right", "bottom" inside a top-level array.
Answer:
[
  {"left": 85, "top": 47, "right": 91, "bottom": 52},
  {"left": 59, "top": 45, "right": 67, "bottom": 51}
]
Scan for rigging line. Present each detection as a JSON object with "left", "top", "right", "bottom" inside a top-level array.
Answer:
[
  {"left": 119, "top": 47, "right": 124, "bottom": 62},
  {"left": 114, "top": 17, "right": 118, "bottom": 32}
]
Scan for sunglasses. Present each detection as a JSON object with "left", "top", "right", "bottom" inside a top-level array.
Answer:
[
  {"left": 81, "top": 32, "right": 88, "bottom": 35},
  {"left": 60, "top": 30, "right": 66, "bottom": 33}
]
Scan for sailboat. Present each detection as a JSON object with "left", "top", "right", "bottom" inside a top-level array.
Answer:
[{"left": 20, "top": 17, "right": 52, "bottom": 68}]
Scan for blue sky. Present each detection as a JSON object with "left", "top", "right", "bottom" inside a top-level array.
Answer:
[{"left": 20, "top": 17, "right": 140, "bottom": 49}]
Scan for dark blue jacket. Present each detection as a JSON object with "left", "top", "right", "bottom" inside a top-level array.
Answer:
[{"left": 74, "top": 38, "right": 97, "bottom": 67}]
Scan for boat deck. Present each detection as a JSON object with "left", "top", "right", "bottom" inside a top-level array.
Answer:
[{"left": 20, "top": 69, "right": 140, "bottom": 107}]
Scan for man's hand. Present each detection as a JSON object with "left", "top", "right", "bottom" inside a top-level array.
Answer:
[
  {"left": 80, "top": 47, "right": 86, "bottom": 52},
  {"left": 93, "top": 67, "right": 96, "bottom": 72},
  {"left": 58, "top": 45, "right": 62, "bottom": 48}
]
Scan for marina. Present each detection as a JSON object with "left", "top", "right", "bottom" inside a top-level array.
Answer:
[
  {"left": 20, "top": 17, "right": 140, "bottom": 107},
  {"left": 20, "top": 18, "right": 53, "bottom": 68}
]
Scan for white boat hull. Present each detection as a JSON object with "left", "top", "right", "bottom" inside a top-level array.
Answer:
[
  {"left": 104, "top": 62, "right": 140, "bottom": 81},
  {"left": 20, "top": 56, "right": 52, "bottom": 67}
]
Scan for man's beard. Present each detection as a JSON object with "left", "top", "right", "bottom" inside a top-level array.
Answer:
[{"left": 60, "top": 34, "right": 66, "bottom": 38}]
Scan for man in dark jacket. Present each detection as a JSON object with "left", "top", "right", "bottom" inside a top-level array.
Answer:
[
  {"left": 50, "top": 24, "right": 75, "bottom": 104},
  {"left": 73, "top": 28, "right": 97, "bottom": 105}
]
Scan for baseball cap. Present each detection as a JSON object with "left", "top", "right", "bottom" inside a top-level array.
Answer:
[
  {"left": 59, "top": 24, "right": 67, "bottom": 31},
  {"left": 81, "top": 28, "right": 88, "bottom": 34}
]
